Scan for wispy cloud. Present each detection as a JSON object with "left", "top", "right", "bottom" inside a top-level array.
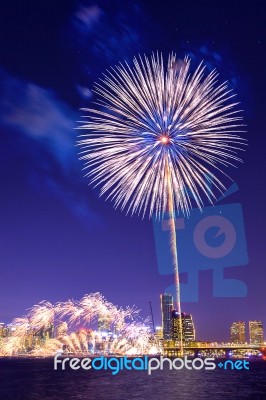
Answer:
[
  {"left": 0, "top": 68, "right": 103, "bottom": 227},
  {"left": 75, "top": 5, "right": 104, "bottom": 32},
  {"left": 0, "top": 70, "right": 76, "bottom": 167}
]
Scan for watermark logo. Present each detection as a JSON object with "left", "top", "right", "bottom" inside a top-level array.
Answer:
[
  {"left": 217, "top": 360, "right": 250, "bottom": 370},
  {"left": 54, "top": 355, "right": 250, "bottom": 375},
  {"left": 152, "top": 180, "right": 249, "bottom": 301}
]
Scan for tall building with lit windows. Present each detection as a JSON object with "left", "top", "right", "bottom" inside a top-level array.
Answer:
[
  {"left": 160, "top": 293, "right": 173, "bottom": 340},
  {"left": 230, "top": 321, "right": 246, "bottom": 343},
  {"left": 249, "top": 321, "right": 264, "bottom": 345},
  {"left": 171, "top": 310, "right": 182, "bottom": 341},
  {"left": 183, "top": 314, "right": 195, "bottom": 342},
  {"left": 171, "top": 311, "right": 195, "bottom": 342}
]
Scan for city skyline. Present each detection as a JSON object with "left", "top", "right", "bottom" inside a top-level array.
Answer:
[{"left": 0, "top": 292, "right": 264, "bottom": 346}]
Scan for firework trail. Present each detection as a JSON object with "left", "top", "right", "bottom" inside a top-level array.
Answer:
[
  {"left": 28, "top": 301, "right": 55, "bottom": 331},
  {"left": 56, "top": 299, "right": 84, "bottom": 325},
  {"left": 77, "top": 53, "right": 246, "bottom": 355},
  {"left": 11, "top": 317, "right": 30, "bottom": 338},
  {"left": 1, "top": 336, "right": 23, "bottom": 356}
]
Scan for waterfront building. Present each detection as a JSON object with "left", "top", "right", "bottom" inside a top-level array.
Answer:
[
  {"left": 183, "top": 314, "right": 195, "bottom": 342},
  {"left": 230, "top": 321, "right": 246, "bottom": 343},
  {"left": 160, "top": 294, "right": 173, "bottom": 340},
  {"left": 171, "top": 311, "right": 195, "bottom": 342},
  {"left": 171, "top": 310, "right": 182, "bottom": 341},
  {"left": 249, "top": 321, "right": 264, "bottom": 345}
]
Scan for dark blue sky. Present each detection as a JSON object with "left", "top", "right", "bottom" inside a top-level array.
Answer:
[{"left": 0, "top": 0, "right": 265, "bottom": 341}]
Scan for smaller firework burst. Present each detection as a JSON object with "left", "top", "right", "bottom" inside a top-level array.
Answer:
[{"left": 0, "top": 293, "right": 161, "bottom": 357}]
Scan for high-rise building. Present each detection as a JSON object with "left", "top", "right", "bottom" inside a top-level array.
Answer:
[
  {"left": 249, "top": 321, "right": 264, "bottom": 345},
  {"left": 230, "top": 321, "right": 246, "bottom": 343},
  {"left": 171, "top": 310, "right": 182, "bottom": 341},
  {"left": 183, "top": 314, "right": 195, "bottom": 342},
  {"left": 171, "top": 311, "right": 195, "bottom": 342},
  {"left": 160, "top": 294, "right": 173, "bottom": 340}
]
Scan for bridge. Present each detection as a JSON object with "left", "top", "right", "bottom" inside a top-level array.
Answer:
[{"left": 162, "top": 342, "right": 266, "bottom": 358}]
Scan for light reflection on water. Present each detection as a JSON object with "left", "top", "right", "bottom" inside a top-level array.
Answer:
[{"left": 0, "top": 358, "right": 265, "bottom": 400}]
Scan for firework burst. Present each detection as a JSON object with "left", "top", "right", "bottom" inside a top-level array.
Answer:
[{"left": 77, "top": 53, "right": 246, "bottom": 218}]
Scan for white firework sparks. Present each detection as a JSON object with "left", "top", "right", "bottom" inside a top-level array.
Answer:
[
  {"left": 0, "top": 293, "right": 159, "bottom": 356},
  {"left": 77, "top": 53, "right": 246, "bottom": 218}
]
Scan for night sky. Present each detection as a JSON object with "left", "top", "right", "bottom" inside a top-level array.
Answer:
[{"left": 0, "top": 0, "right": 265, "bottom": 342}]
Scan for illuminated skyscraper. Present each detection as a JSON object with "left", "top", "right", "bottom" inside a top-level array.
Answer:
[
  {"left": 230, "top": 321, "right": 246, "bottom": 343},
  {"left": 160, "top": 293, "right": 173, "bottom": 340},
  {"left": 249, "top": 321, "right": 264, "bottom": 345},
  {"left": 183, "top": 314, "right": 195, "bottom": 342},
  {"left": 171, "top": 310, "right": 182, "bottom": 341},
  {"left": 171, "top": 311, "right": 195, "bottom": 342}
]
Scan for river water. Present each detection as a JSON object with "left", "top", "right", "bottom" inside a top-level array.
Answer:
[{"left": 0, "top": 358, "right": 265, "bottom": 400}]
